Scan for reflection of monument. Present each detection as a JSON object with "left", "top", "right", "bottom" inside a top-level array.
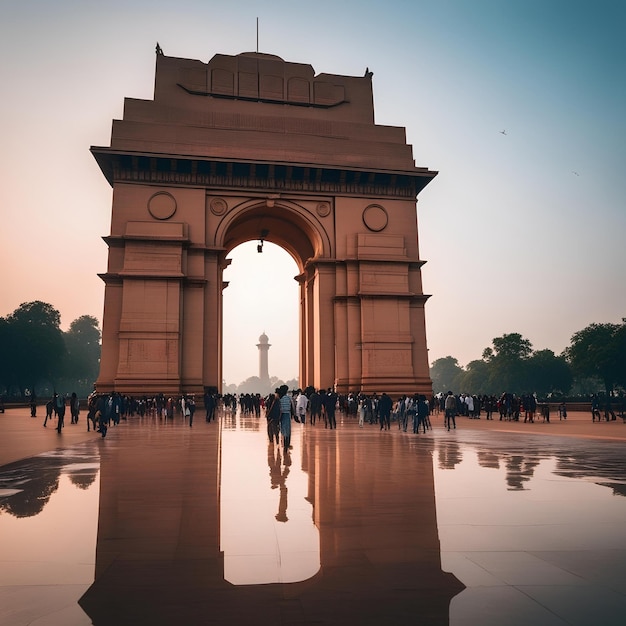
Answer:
[
  {"left": 257, "top": 332, "right": 271, "bottom": 384},
  {"left": 79, "top": 419, "right": 464, "bottom": 625}
]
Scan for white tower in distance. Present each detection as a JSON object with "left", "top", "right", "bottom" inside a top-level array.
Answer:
[{"left": 257, "top": 332, "right": 271, "bottom": 383}]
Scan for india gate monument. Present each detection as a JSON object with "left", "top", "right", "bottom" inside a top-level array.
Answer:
[{"left": 93, "top": 49, "right": 437, "bottom": 396}]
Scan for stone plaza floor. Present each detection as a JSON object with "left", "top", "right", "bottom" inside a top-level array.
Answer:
[{"left": 0, "top": 406, "right": 625, "bottom": 625}]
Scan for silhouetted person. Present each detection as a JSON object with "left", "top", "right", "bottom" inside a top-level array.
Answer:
[
  {"left": 266, "top": 390, "right": 281, "bottom": 444},
  {"left": 278, "top": 385, "right": 293, "bottom": 451},
  {"left": 444, "top": 391, "right": 457, "bottom": 431},
  {"left": 70, "top": 392, "right": 80, "bottom": 424},
  {"left": 591, "top": 394, "right": 601, "bottom": 421},
  {"left": 416, "top": 394, "right": 429, "bottom": 434},
  {"left": 55, "top": 394, "right": 66, "bottom": 433},
  {"left": 605, "top": 395, "right": 616, "bottom": 421},
  {"left": 308, "top": 389, "right": 322, "bottom": 425},
  {"left": 204, "top": 392, "right": 216, "bottom": 422},
  {"left": 187, "top": 395, "right": 196, "bottom": 426},
  {"left": 43, "top": 398, "right": 53, "bottom": 427},
  {"left": 378, "top": 392, "right": 392, "bottom": 430},
  {"left": 323, "top": 388, "right": 338, "bottom": 429}
]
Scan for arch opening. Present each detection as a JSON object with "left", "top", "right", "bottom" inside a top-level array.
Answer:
[{"left": 222, "top": 240, "right": 299, "bottom": 393}]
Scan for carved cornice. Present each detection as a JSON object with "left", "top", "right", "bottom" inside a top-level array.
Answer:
[{"left": 91, "top": 149, "right": 437, "bottom": 199}]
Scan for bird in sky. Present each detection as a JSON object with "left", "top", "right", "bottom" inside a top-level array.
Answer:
[
  {"left": 499, "top": 129, "right": 507, "bottom": 135},
  {"left": 572, "top": 171, "right": 580, "bottom": 176}
]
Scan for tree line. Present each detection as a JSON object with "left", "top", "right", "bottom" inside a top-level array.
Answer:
[
  {"left": 430, "top": 321, "right": 626, "bottom": 398},
  {"left": 0, "top": 301, "right": 101, "bottom": 400},
  {"left": 3, "top": 301, "right": 624, "bottom": 402}
]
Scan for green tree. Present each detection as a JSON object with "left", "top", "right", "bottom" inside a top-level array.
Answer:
[
  {"left": 483, "top": 333, "right": 532, "bottom": 394},
  {"left": 566, "top": 321, "right": 626, "bottom": 395},
  {"left": 430, "top": 356, "right": 463, "bottom": 393},
  {"left": 2, "top": 301, "right": 65, "bottom": 397},
  {"left": 615, "top": 323, "right": 626, "bottom": 389},
  {"left": 459, "top": 359, "right": 491, "bottom": 394},
  {"left": 0, "top": 317, "right": 12, "bottom": 394},
  {"left": 61, "top": 315, "right": 101, "bottom": 394},
  {"left": 491, "top": 333, "right": 532, "bottom": 360},
  {"left": 525, "top": 349, "right": 572, "bottom": 398}
]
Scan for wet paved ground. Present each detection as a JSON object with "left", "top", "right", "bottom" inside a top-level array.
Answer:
[{"left": 0, "top": 407, "right": 625, "bottom": 625}]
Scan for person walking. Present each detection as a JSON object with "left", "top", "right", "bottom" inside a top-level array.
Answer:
[
  {"left": 204, "top": 391, "right": 216, "bottom": 422},
  {"left": 322, "top": 388, "right": 338, "bottom": 429},
  {"left": 378, "top": 392, "right": 392, "bottom": 431},
  {"left": 278, "top": 385, "right": 293, "bottom": 451},
  {"left": 265, "top": 390, "right": 281, "bottom": 444},
  {"left": 56, "top": 393, "right": 66, "bottom": 434},
  {"left": 416, "top": 394, "right": 430, "bottom": 434},
  {"left": 187, "top": 395, "right": 196, "bottom": 427},
  {"left": 43, "top": 396, "right": 54, "bottom": 427},
  {"left": 358, "top": 396, "right": 366, "bottom": 427},
  {"left": 295, "top": 389, "right": 308, "bottom": 424},
  {"left": 308, "top": 389, "right": 322, "bottom": 425},
  {"left": 444, "top": 391, "right": 457, "bottom": 431},
  {"left": 70, "top": 392, "right": 80, "bottom": 424}
]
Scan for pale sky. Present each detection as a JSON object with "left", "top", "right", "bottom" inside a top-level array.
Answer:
[{"left": 1, "top": 1, "right": 624, "bottom": 386}]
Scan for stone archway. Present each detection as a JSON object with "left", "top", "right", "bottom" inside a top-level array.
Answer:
[
  {"left": 93, "top": 50, "right": 437, "bottom": 396},
  {"left": 217, "top": 197, "right": 330, "bottom": 392}
]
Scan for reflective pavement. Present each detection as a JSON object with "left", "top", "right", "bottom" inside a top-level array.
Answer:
[{"left": 0, "top": 409, "right": 625, "bottom": 625}]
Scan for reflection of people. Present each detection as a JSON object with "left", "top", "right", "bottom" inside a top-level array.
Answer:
[
  {"left": 277, "top": 449, "right": 291, "bottom": 522},
  {"left": 268, "top": 442, "right": 281, "bottom": 489},
  {"left": 267, "top": 443, "right": 290, "bottom": 522}
]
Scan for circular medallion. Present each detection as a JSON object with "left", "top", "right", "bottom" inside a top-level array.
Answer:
[
  {"left": 147, "top": 192, "right": 177, "bottom": 220},
  {"left": 362, "top": 204, "right": 388, "bottom": 232},
  {"left": 210, "top": 197, "right": 228, "bottom": 216},
  {"left": 316, "top": 202, "right": 331, "bottom": 217}
]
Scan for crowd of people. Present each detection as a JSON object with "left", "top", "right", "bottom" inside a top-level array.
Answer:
[
  {"left": 36, "top": 390, "right": 223, "bottom": 436},
  {"left": 32, "top": 386, "right": 625, "bottom": 448}
]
